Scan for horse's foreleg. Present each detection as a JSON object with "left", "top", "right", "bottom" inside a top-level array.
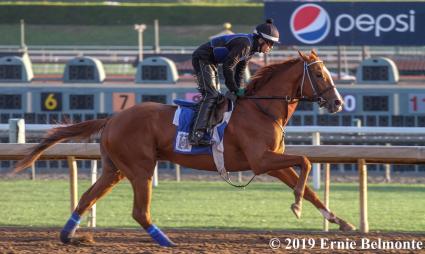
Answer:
[
  {"left": 268, "top": 168, "right": 355, "bottom": 231},
  {"left": 129, "top": 175, "right": 176, "bottom": 247},
  {"left": 248, "top": 152, "right": 311, "bottom": 219},
  {"left": 60, "top": 158, "right": 124, "bottom": 244}
]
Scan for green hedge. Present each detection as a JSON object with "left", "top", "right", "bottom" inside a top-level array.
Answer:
[{"left": 0, "top": 5, "right": 263, "bottom": 25}]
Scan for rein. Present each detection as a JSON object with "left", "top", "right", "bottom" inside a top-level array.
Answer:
[
  {"left": 244, "top": 95, "right": 321, "bottom": 103},
  {"left": 220, "top": 172, "right": 256, "bottom": 188}
]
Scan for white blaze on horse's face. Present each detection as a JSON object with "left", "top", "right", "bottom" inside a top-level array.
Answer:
[
  {"left": 308, "top": 61, "right": 343, "bottom": 114},
  {"left": 299, "top": 51, "right": 343, "bottom": 114},
  {"left": 321, "top": 66, "right": 343, "bottom": 113}
]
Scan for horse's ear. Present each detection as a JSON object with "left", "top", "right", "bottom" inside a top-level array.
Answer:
[
  {"left": 298, "top": 50, "right": 308, "bottom": 61},
  {"left": 311, "top": 49, "right": 318, "bottom": 57}
]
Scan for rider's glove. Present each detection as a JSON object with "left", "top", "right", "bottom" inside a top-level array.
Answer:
[{"left": 236, "top": 87, "right": 246, "bottom": 97}]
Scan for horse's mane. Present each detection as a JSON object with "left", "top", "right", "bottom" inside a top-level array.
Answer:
[{"left": 245, "top": 57, "right": 301, "bottom": 95}]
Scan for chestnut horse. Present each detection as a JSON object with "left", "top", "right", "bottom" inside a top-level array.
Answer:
[{"left": 14, "top": 51, "right": 355, "bottom": 247}]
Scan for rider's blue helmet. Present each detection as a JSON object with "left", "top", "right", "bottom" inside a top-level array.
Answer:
[{"left": 253, "top": 18, "right": 280, "bottom": 45}]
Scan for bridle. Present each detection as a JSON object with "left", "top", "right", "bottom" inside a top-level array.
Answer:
[{"left": 301, "top": 60, "right": 336, "bottom": 107}]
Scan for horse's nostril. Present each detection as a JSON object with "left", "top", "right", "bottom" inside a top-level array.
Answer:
[{"left": 335, "top": 99, "right": 342, "bottom": 106}]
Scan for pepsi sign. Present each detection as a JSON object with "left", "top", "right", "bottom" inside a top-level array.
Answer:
[
  {"left": 265, "top": 1, "right": 424, "bottom": 45},
  {"left": 290, "top": 4, "right": 331, "bottom": 44}
]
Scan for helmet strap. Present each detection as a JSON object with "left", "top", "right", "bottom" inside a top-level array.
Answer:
[{"left": 253, "top": 34, "right": 262, "bottom": 52}]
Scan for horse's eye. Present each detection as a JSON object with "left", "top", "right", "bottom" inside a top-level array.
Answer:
[{"left": 316, "top": 73, "right": 323, "bottom": 78}]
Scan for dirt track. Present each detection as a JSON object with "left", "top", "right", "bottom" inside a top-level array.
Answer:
[{"left": 1, "top": 227, "right": 424, "bottom": 253}]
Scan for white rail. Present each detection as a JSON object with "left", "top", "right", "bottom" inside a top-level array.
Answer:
[{"left": 2, "top": 124, "right": 425, "bottom": 134}]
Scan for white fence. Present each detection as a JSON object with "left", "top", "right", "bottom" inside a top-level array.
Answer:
[
  {"left": 3, "top": 122, "right": 425, "bottom": 189},
  {"left": 3, "top": 123, "right": 425, "bottom": 135}
]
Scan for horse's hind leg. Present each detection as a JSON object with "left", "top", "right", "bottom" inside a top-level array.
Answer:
[
  {"left": 60, "top": 155, "right": 125, "bottom": 243},
  {"left": 268, "top": 167, "right": 355, "bottom": 231},
  {"left": 127, "top": 169, "right": 176, "bottom": 247}
]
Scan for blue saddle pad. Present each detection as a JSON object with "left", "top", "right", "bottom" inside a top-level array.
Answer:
[
  {"left": 174, "top": 99, "right": 198, "bottom": 108},
  {"left": 173, "top": 99, "right": 212, "bottom": 154}
]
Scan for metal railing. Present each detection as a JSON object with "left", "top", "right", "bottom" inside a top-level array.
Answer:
[
  {"left": 3, "top": 122, "right": 425, "bottom": 188},
  {"left": 2, "top": 45, "right": 424, "bottom": 65}
]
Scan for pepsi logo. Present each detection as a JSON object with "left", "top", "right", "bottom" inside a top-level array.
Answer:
[{"left": 290, "top": 4, "right": 330, "bottom": 44}]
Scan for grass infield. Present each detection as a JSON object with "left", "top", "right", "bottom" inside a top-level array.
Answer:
[{"left": 0, "top": 180, "right": 423, "bottom": 232}]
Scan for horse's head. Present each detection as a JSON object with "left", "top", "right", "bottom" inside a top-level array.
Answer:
[{"left": 298, "top": 50, "right": 343, "bottom": 114}]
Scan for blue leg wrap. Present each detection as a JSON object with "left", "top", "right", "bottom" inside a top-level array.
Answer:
[
  {"left": 60, "top": 212, "right": 81, "bottom": 244},
  {"left": 146, "top": 224, "right": 176, "bottom": 247}
]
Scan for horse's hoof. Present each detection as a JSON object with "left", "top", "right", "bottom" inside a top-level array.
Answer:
[
  {"left": 147, "top": 224, "right": 177, "bottom": 247},
  {"left": 291, "top": 203, "right": 302, "bottom": 219},
  {"left": 339, "top": 220, "right": 356, "bottom": 232},
  {"left": 157, "top": 239, "right": 177, "bottom": 247},
  {"left": 60, "top": 230, "right": 72, "bottom": 244},
  {"left": 167, "top": 241, "right": 178, "bottom": 247}
]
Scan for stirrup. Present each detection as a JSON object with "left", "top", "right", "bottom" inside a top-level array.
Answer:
[
  {"left": 196, "top": 139, "right": 213, "bottom": 146},
  {"left": 189, "top": 130, "right": 212, "bottom": 146},
  {"left": 189, "top": 130, "right": 203, "bottom": 145}
]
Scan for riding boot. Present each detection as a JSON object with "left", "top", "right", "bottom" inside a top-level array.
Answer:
[{"left": 189, "top": 98, "right": 216, "bottom": 146}]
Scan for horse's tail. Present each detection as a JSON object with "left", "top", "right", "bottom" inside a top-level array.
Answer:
[{"left": 13, "top": 118, "right": 110, "bottom": 174}]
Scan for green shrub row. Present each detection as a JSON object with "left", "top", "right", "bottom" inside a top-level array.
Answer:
[{"left": 0, "top": 4, "right": 263, "bottom": 25}]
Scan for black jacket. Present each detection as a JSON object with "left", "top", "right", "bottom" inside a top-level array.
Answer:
[{"left": 192, "top": 36, "right": 259, "bottom": 93}]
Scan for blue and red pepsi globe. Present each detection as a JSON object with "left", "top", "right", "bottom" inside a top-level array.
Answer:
[{"left": 290, "top": 4, "right": 331, "bottom": 44}]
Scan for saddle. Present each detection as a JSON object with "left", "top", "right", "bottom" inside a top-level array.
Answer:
[
  {"left": 173, "top": 93, "right": 234, "bottom": 154},
  {"left": 175, "top": 93, "right": 231, "bottom": 131}
]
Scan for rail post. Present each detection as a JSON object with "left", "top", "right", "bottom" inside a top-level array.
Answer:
[
  {"left": 134, "top": 24, "right": 146, "bottom": 61},
  {"left": 358, "top": 159, "right": 369, "bottom": 233},
  {"left": 323, "top": 163, "right": 330, "bottom": 231},
  {"left": 9, "top": 118, "right": 35, "bottom": 179},
  {"left": 8, "top": 119, "right": 25, "bottom": 144},
  {"left": 67, "top": 156, "right": 78, "bottom": 213},
  {"left": 87, "top": 160, "right": 97, "bottom": 227},
  {"left": 154, "top": 19, "right": 160, "bottom": 53},
  {"left": 312, "top": 132, "right": 321, "bottom": 190},
  {"left": 385, "top": 143, "right": 391, "bottom": 183},
  {"left": 175, "top": 164, "right": 181, "bottom": 182}
]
